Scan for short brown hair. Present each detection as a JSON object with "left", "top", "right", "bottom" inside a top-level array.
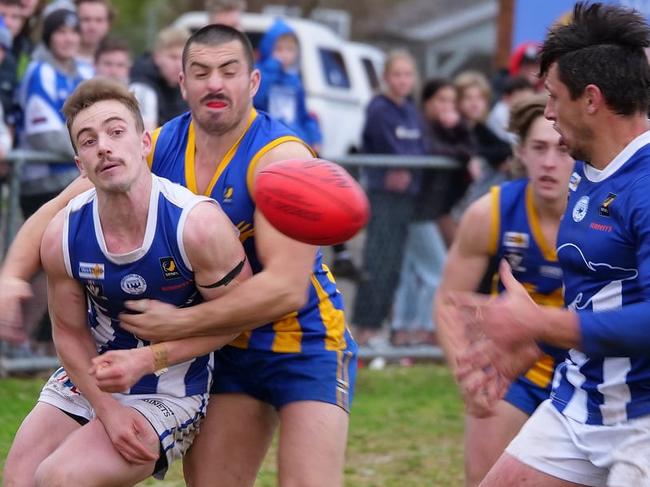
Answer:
[
  {"left": 94, "top": 35, "right": 130, "bottom": 62},
  {"left": 205, "top": 0, "right": 246, "bottom": 14},
  {"left": 508, "top": 93, "right": 548, "bottom": 143},
  {"left": 75, "top": 0, "right": 116, "bottom": 23},
  {"left": 63, "top": 78, "right": 144, "bottom": 152}
]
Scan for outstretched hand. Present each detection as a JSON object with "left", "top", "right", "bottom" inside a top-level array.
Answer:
[{"left": 0, "top": 277, "right": 33, "bottom": 343}]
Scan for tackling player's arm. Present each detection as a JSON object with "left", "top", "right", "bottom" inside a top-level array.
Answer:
[
  {"left": 436, "top": 192, "right": 494, "bottom": 371},
  {"left": 119, "top": 141, "right": 317, "bottom": 341},
  {"left": 0, "top": 176, "right": 92, "bottom": 341},
  {"left": 91, "top": 201, "right": 252, "bottom": 392},
  {"left": 41, "top": 210, "right": 158, "bottom": 464}
]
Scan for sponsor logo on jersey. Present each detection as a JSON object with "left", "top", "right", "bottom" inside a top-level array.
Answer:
[
  {"left": 79, "top": 262, "right": 105, "bottom": 280},
  {"left": 160, "top": 257, "right": 181, "bottom": 280},
  {"left": 599, "top": 192, "right": 617, "bottom": 217},
  {"left": 539, "top": 265, "right": 563, "bottom": 279},
  {"left": 223, "top": 186, "right": 234, "bottom": 203},
  {"left": 120, "top": 274, "right": 147, "bottom": 295},
  {"left": 568, "top": 172, "right": 581, "bottom": 191},
  {"left": 572, "top": 196, "right": 589, "bottom": 222},
  {"left": 504, "top": 231, "right": 530, "bottom": 249},
  {"left": 142, "top": 398, "right": 175, "bottom": 418},
  {"left": 505, "top": 252, "right": 526, "bottom": 272}
]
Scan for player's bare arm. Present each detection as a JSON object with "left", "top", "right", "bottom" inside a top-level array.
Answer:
[
  {"left": 41, "top": 209, "right": 157, "bottom": 464},
  {"left": 118, "top": 140, "right": 317, "bottom": 342},
  {"left": 92, "top": 201, "right": 252, "bottom": 392},
  {"left": 436, "top": 191, "right": 494, "bottom": 370},
  {"left": 0, "top": 176, "right": 92, "bottom": 341}
]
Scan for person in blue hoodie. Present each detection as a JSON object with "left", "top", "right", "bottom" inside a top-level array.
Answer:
[{"left": 253, "top": 18, "right": 322, "bottom": 151}]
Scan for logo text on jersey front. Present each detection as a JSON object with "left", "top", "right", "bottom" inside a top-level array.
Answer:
[
  {"left": 79, "top": 262, "right": 105, "bottom": 280},
  {"left": 160, "top": 257, "right": 181, "bottom": 280},
  {"left": 504, "top": 231, "right": 530, "bottom": 249},
  {"left": 120, "top": 274, "right": 147, "bottom": 295}
]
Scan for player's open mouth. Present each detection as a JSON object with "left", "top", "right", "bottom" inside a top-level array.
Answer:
[
  {"left": 206, "top": 101, "right": 228, "bottom": 109},
  {"left": 539, "top": 175, "right": 557, "bottom": 184}
]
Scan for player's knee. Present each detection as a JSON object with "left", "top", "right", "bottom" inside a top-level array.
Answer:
[{"left": 34, "top": 457, "right": 78, "bottom": 487}]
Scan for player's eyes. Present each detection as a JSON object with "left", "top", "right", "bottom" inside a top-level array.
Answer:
[{"left": 81, "top": 138, "right": 96, "bottom": 147}]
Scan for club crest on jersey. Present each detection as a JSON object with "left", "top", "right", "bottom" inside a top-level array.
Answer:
[
  {"left": 79, "top": 262, "right": 105, "bottom": 280},
  {"left": 572, "top": 196, "right": 589, "bottom": 222},
  {"left": 599, "top": 193, "right": 616, "bottom": 217},
  {"left": 503, "top": 232, "right": 529, "bottom": 249},
  {"left": 568, "top": 172, "right": 581, "bottom": 191},
  {"left": 223, "top": 186, "right": 234, "bottom": 203},
  {"left": 505, "top": 252, "right": 526, "bottom": 272},
  {"left": 120, "top": 274, "right": 147, "bottom": 295},
  {"left": 160, "top": 257, "right": 181, "bottom": 280}
]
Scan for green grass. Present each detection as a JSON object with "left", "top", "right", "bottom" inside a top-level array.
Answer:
[{"left": 0, "top": 365, "right": 464, "bottom": 486}]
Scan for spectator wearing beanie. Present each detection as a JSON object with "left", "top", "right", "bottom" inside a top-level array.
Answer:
[{"left": 17, "top": 4, "right": 89, "bottom": 218}]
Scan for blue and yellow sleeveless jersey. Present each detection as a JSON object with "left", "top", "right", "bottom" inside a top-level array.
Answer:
[
  {"left": 488, "top": 179, "right": 566, "bottom": 390},
  {"left": 147, "top": 109, "right": 351, "bottom": 354}
]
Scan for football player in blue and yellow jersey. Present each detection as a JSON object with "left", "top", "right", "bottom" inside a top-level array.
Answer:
[
  {"left": 436, "top": 94, "right": 574, "bottom": 487},
  {"left": 452, "top": 4, "right": 650, "bottom": 486},
  {"left": 0, "top": 25, "right": 355, "bottom": 487}
]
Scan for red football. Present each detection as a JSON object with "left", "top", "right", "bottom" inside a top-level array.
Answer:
[{"left": 254, "top": 158, "right": 370, "bottom": 245}]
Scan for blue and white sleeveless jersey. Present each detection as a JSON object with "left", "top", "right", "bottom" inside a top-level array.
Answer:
[
  {"left": 552, "top": 130, "right": 650, "bottom": 425},
  {"left": 19, "top": 59, "right": 90, "bottom": 181},
  {"left": 63, "top": 174, "right": 215, "bottom": 397}
]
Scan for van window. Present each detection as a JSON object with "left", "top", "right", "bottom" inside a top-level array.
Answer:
[
  {"left": 361, "top": 58, "right": 380, "bottom": 91},
  {"left": 319, "top": 48, "right": 351, "bottom": 89}
]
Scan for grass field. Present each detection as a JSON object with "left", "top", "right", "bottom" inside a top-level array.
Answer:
[{"left": 0, "top": 364, "right": 464, "bottom": 486}]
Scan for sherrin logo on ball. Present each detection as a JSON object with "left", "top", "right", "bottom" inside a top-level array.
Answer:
[{"left": 254, "top": 158, "right": 370, "bottom": 245}]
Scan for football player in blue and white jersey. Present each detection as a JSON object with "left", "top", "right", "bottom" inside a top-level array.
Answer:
[
  {"left": 437, "top": 94, "right": 574, "bottom": 487},
  {"left": 3, "top": 78, "right": 251, "bottom": 486},
  {"left": 453, "top": 3, "right": 650, "bottom": 486}
]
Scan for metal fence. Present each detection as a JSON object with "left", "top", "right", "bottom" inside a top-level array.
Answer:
[{"left": 0, "top": 151, "right": 462, "bottom": 375}]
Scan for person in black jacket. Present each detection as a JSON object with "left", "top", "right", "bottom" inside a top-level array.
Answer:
[{"left": 130, "top": 27, "right": 189, "bottom": 130}]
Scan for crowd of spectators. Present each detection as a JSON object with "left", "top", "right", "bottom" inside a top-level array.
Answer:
[{"left": 0, "top": 0, "right": 544, "bottom": 356}]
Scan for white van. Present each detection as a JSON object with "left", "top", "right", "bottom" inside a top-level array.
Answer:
[{"left": 173, "top": 12, "right": 384, "bottom": 158}]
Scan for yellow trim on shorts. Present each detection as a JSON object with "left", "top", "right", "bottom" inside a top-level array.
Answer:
[
  {"left": 246, "top": 136, "right": 315, "bottom": 200},
  {"left": 147, "top": 126, "right": 162, "bottom": 169},
  {"left": 526, "top": 183, "right": 558, "bottom": 262},
  {"left": 524, "top": 354, "right": 555, "bottom": 388},
  {"left": 488, "top": 185, "right": 500, "bottom": 256}
]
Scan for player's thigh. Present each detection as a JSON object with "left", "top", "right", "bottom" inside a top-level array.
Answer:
[
  {"left": 277, "top": 400, "right": 349, "bottom": 487},
  {"left": 480, "top": 453, "right": 588, "bottom": 487},
  {"left": 34, "top": 417, "right": 158, "bottom": 487},
  {"left": 3, "top": 402, "right": 80, "bottom": 487},
  {"left": 464, "top": 400, "right": 529, "bottom": 487},
  {"left": 183, "top": 393, "right": 278, "bottom": 487}
]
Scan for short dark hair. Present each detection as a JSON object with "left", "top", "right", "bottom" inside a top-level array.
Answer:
[
  {"left": 63, "top": 78, "right": 144, "bottom": 152},
  {"left": 0, "top": 0, "right": 22, "bottom": 7},
  {"left": 502, "top": 76, "right": 533, "bottom": 97},
  {"left": 182, "top": 23, "right": 254, "bottom": 72},
  {"left": 539, "top": 1, "right": 650, "bottom": 115},
  {"left": 421, "top": 78, "right": 454, "bottom": 104},
  {"left": 94, "top": 35, "right": 130, "bottom": 62}
]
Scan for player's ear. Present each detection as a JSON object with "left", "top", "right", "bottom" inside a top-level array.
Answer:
[
  {"left": 74, "top": 155, "right": 87, "bottom": 178},
  {"left": 141, "top": 130, "right": 152, "bottom": 158},
  {"left": 584, "top": 84, "right": 603, "bottom": 115},
  {"left": 179, "top": 71, "right": 187, "bottom": 101},
  {"left": 249, "top": 68, "right": 260, "bottom": 98}
]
